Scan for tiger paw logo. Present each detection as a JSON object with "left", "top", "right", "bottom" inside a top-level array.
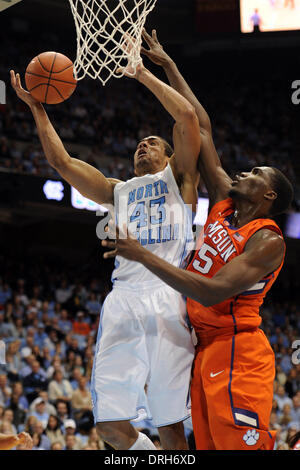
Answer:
[{"left": 243, "top": 429, "right": 260, "bottom": 446}]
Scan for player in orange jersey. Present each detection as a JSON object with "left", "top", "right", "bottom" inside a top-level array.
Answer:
[{"left": 102, "top": 29, "right": 294, "bottom": 450}]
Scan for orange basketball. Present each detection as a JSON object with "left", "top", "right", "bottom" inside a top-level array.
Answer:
[{"left": 25, "top": 52, "right": 77, "bottom": 105}]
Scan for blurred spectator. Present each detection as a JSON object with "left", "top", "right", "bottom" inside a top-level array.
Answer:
[
  {"left": 290, "top": 393, "right": 300, "bottom": 423},
  {"left": 55, "top": 400, "right": 70, "bottom": 423},
  {"left": 289, "top": 430, "right": 300, "bottom": 450},
  {"left": 63, "top": 419, "right": 82, "bottom": 449},
  {"left": 85, "top": 293, "right": 101, "bottom": 317},
  {"left": 5, "top": 341, "right": 22, "bottom": 382},
  {"left": 72, "top": 312, "right": 91, "bottom": 347},
  {"left": 34, "top": 324, "right": 48, "bottom": 350},
  {"left": 285, "top": 369, "right": 300, "bottom": 398},
  {"left": 58, "top": 310, "right": 72, "bottom": 336},
  {"left": 8, "top": 382, "right": 29, "bottom": 412},
  {"left": 86, "top": 426, "right": 105, "bottom": 450},
  {"left": 71, "top": 376, "right": 93, "bottom": 430},
  {"left": 70, "top": 367, "right": 83, "bottom": 391},
  {"left": 48, "top": 370, "right": 73, "bottom": 405},
  {"left": 45, "top": 414, "right": 65, "bottom": 447},
  {"left": 8, "top": 392, "right": 27, "bottom": 432},
  {"left": 51, "top": 441, "right": 64, "bottom": 450},
  {"left": 28, "top": 398, "right": 50, "bottom": 430},
  {"left": 0, "top": 374, "right": 11, "bottom": 406},
  {"left": 29, "top": 391, "right": 57, "bottom": 417},
  {"left": 23, "top": 415, "right": 38, "bottom": 435},
  {"left": 273, "top": 384, "right": 293, "bottom": 411},
  {"left": 22, "top": 360, "right": 48, "bottom": 403},
  {"left": 31, "top": 420, "right": 51, "bottom": 450},
  {"left": 1, "top": 408, "right": 17, "bottom": 434},
  {"left": 55, "top": 280, "right": 74, "bottom": 306}
]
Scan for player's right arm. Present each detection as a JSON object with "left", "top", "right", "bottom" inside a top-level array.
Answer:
[
  {"left": 10, "top": 70, "right": 118, "bottom": 206},
  {"left": 141, "top": 30, "right": 232, "bottom": 208}
]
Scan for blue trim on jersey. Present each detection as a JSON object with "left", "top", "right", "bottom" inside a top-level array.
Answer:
[
  {"left": 95, "top": 414, "right": 140, "bottom": 424},
  {"left": 155, "top": 413, "right": 191, "bottom": 428},
  {"left": 232, "top": 407, "right": 259, "bottom": 428},
  {"left": 91, "top": 304, "right": 105, "bottom": 424},
  {"left": 177, "top": 206, "right": 194, "bottom": 270},
  {"left": 111, "top": 258, "right": 120, "bottom": 284},
  {"left": 230, "top": 302, "right": 237, "bottom": 335},
  {"left": 228, "top": 335, "right": 236, "bottom": 416},
  {"left": 95, "top": 407, "right": 153, "bottom": 425},
  {"left": 240, "top": 278, "right": 271, "bottom": 296},
  {"left": 224, "top": 213, "right": 239, "bottom": 231}
]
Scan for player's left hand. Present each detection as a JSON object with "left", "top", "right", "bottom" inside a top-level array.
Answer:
[
  {"left": 116, "top": 60, "right": 145, "bottom": 79},
  {"left": 102, "top": 221, "right": 144, "bottom": 262}
]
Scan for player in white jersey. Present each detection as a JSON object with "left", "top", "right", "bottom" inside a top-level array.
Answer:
[{"left": 10, "top": 53, "right": 201, "bottom": 449}]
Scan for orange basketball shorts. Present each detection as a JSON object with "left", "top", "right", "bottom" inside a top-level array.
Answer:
[{"left": 191, "top": 328, "right": 277, "bottom": 450}]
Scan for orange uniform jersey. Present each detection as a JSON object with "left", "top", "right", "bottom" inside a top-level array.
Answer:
[
  {"left": 187, "top": 198, "right": 285, "bottom": 336},
  {"left": 187, "top": 198, "right": 285, "bottom": 450}
]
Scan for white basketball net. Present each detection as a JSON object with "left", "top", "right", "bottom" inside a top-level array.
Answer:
[{"left": 68, "top": 0, "right": 158, "bottom": 85}]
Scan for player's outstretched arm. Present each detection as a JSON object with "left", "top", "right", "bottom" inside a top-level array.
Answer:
[
  {"left": 141, "top": 29, "right": 232, "bottom": 208},
  {"left": 103, "top": 225, "right": 285, "bottom": 308},
  {"left": 10, "top": 70, "right": 118, "bottom": 206}
]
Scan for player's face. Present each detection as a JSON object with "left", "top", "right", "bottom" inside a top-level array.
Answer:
[
  {"left": 229, "top": 166, "right": 276, "bottom": 203},
  {"left": 133, "top": 136, "right": 168, "bottom": 176}
]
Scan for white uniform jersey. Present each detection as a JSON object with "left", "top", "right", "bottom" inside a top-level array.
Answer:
[
  {"left": 111, "top": 163, "right": 195, "bottom": 284},
  {"left": 91, "top": 163, "right": 196, "bottom": 426}
]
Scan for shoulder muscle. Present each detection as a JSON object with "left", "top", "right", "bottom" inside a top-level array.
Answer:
[{"left": 245, "top": 229, "right": 285, "bottom": 272}]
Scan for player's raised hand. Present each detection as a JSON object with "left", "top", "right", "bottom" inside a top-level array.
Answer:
[
  {"left": 117, "top": 60, "right": 145, "bottom": 80},
  {"left": 10, "top": 70, "right": 40, "bottom": 108},
  {"left": 102, "top": 222, "right": 144, "bottom": 262},
  {"left": 141, "top": 29, "right": 171, "bottom": 67},
  {"left": 116, "top": 33, "right": 145, "bottom": 79}
]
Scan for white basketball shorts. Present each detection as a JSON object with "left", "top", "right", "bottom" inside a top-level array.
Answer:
[{"left": 90, "top": 280, "right": 195, "bottom": 427}]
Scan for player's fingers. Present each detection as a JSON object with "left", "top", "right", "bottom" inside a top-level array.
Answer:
[
  {"left": 24, "top": 434, "right": 33, "bottom": 448},
  {"left": 141, "top": 46, "right": 151, "bottom": 57},
  {"left": 152, "top": 29, "right": 159, "bottom": 43},
  {"left": 10, "top": 70, "right": 16, "bottom": 88},
  {"left": 102, "top": 240, "right": 116, "bottom": 249},
  {"left": 142, "top": 28, "right": 154, "bottom": 46},
  {"left": 16, "top": 73, "right": 22, "bottom": 89},
  {"left": 103, "top": 249, "right": 117, "bottom": 259}
]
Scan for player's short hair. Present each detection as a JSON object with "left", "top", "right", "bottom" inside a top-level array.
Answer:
[
  {"left": 269, "top": 167, "right": 294, "bottom": 216},
  {"left": 160, "top": 138, "right": 174, "bottom": 158}
]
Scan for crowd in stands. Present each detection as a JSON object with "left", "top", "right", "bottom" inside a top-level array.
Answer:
[{"left": 0, "top": 252, "right": 299, "bottom": 450}]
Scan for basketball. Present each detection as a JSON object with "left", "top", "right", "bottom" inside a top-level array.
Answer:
[{"left": 25, "top": 51, "right": 77, "bottom": 104}]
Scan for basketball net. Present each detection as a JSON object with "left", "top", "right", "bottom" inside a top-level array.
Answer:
[{"left": 68, "top": 0, "right": 157, "bottom": 85}]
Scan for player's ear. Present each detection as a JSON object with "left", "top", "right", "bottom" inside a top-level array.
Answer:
[{"left": 264, "top": 190, "right": 277, "bottom": 202}]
